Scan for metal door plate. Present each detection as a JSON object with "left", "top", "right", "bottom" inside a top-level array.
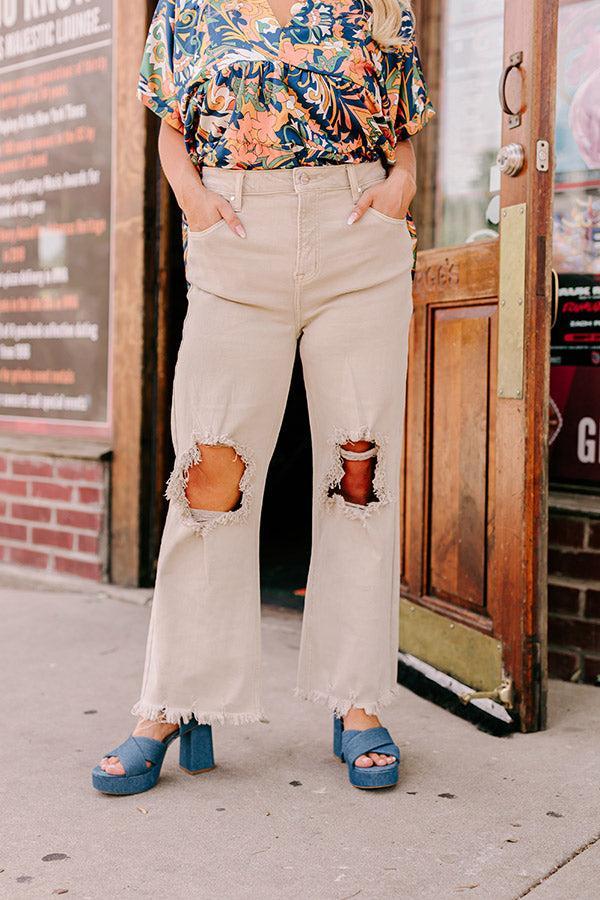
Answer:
[
  {"left": 536, "top": 139, "right": 550, "bottom": 172},
  {"left": 498, "top": 203, "right": 526, "bottom": 399},
  {"left": 399, "top": 598, "right": 503, "bottom": 693}
]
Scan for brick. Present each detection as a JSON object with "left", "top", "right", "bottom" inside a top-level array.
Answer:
[
  {"left": 55, "top": 555, "right": 102, "bottom": 581},
  {"left": 0, "top": 500, "right": 5, "bottom": 517},
  {"left": 32, "top": 527, "right": 73, "bottom": 550},
  {"left": 9, "top": 546, "right": 48, "bottom": 569},
  {"left": 548, "top": 615, "right": 600, "bottom": 653},
  {"left": 55, "top": 462, "right": 103, "bottom": 483},
  {"left": 548, "top": 648, "right": 579, "bottom": 681},
  {"left": 31, "top": 481, "right": 71, "bottom": 502},
  {"left": 589, "top": 522, "right": 600, "bottom": 551},
  {"left": 12, "top": 459, "right": 53, "bottom": 478},
  {"left": 548, "top": 582, "right": 580, "bottom": 616},
  {"left": 549, "top": 515, "right": 586, "bottom": 549},
  {"left": 77, "top": 533, "right": 99, "bottom": 555},
  {"left": 56, "top": 508, "right": 100, "bottom": 531},
  {"left": 582, "top": 655, "right": 600, "bottom": 685},
  {"left": 548, "top": 548, "right": 600, "bottom": 582},
  {"left": 77, "top": 485, "right": 101, "bottom": 505},
  {"left": 0, "top": 477, "right": 27, "bottom": 496},
  {"left": 585, "top": 590, "right": 600, "bottom": 620},
  {"left": 0, "top": 521, "right": 27, "bottom": 541},
  {"left": 0, "top": 456, "right": 6, "bottom": 472},
  {"left": 11, "top": 502, "right": 51, "bottom": 523}
]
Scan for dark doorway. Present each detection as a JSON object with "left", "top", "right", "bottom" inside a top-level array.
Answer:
[{"left": 260, "top": 347, "right": 312, "bottom": 610}]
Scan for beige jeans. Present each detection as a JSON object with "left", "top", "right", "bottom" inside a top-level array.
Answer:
[{"left": 132, "top": 159, "right": 414, "bottom": 726}]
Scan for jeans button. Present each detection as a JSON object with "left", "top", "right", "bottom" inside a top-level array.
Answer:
[{"left": 299, "top": 173, "right": 309, "bottom": 184}]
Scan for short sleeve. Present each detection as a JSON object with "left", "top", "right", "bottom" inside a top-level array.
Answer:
[
  {"left": 383, "top": 10, "right": 436, "bottom": 142},
  {"left": 137, "top": 0, "right": 184, "bottom": 132}
]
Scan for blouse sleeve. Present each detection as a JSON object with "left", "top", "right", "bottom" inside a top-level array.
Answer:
[
  {"left": 383, "top": 10, "right": 436, "bottom": 142},
  {"left": 137, "top": 0, "right": 184, "bottom": 132}
]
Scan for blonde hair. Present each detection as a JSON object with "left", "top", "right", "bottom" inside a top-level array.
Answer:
[{"left": 369, "top": 0, "right": 414, "bottom": 50}]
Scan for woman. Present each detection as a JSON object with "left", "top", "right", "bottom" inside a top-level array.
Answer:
[{"left": 93, "top": 0, "right": 435, "bottom": 794}]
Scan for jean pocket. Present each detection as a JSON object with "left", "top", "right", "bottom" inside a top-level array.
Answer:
[
  {"left": 365, "top": 207, "right": 408, "bottom": 226},
  {"left": 188, "top": 217, "right": 228, "bottom": 239}
]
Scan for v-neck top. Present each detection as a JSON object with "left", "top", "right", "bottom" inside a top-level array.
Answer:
[{"left": 137, "top": 0, "right": 436, "bottom": 270}]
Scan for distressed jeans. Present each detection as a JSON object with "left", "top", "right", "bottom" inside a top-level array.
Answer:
[{"left": 132, "top": 159, "right": 414, "bottom": 725}]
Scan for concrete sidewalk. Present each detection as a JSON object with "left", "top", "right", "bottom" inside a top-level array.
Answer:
[{"left": 2, "top": 586, "right": 599, "bottom": 900}]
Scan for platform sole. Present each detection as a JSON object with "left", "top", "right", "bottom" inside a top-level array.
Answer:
[
  {"left": 91, "top": 765, "right": 160, "bottom": 796},
  {"left": 334, "top": 752, "right": 399, "bottom": 789}
]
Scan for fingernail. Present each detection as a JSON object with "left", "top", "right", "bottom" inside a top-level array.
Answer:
[
  {"left": 347, "top": 211, "right": 358, "bottom": 225},
  {"left": 235, "top": 224, "right": 246, "bottom": 238}
]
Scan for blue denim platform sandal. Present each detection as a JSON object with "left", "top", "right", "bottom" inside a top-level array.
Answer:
[
  {"left": 333, "top": 715, "right": 400, "bottom": 789},
  {"left": 92, "top": 718, "right": 215, "bottom": 795}
]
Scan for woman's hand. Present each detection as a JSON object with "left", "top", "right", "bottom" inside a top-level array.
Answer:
[
  {"left": 347, "top": 167, "right": 416, "bottom": 225},
  {"left": 183, "top": 185, "right": 246, "bottom": 238},
  {"left": 158, "top": 120, "right": 246, "bottom": 237}
]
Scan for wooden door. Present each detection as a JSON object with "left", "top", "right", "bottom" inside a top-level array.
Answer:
[{"left": 400, "top": 0, "right": 558, "bottom": 732}]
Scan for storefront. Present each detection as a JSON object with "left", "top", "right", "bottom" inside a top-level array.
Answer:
[
  {"left": 0, "top": 1, "right": 597, "bottom": 707},
  {"left": 0, "top": 0, "right": 171, "bottom": 585}
]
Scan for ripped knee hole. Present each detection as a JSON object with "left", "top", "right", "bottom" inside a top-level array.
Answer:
[
  {"left": 334, "top": 440, "right": 379, "bottom": 507},
  {"left": 185, "top": 444, "right": 246, "bottom": 515},
  {"left": 165, "top": 436, "right": 255, "bottom": 533},
  {"left": 322, "top": 429, "right": 391, "bottom": 521}
]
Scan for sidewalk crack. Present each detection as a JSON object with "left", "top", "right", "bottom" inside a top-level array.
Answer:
[{"left": 515, "top": 830, "right": 600, "bottom": 898}]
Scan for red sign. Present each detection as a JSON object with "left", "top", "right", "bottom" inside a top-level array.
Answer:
[{"left": 550, "top": 365, "right": 600, "bottom": 485}]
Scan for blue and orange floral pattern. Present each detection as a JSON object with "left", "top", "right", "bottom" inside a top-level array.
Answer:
[{"left": 138, "top": 0, "right": 436, "bottom": 269}]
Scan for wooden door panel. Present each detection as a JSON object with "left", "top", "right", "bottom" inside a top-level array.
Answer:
[{"left": 429, "top": 304, "right": 495, "bottom": 612}]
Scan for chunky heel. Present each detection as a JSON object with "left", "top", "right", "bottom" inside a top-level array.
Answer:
[
  {"left": 333, "top": 715, "right": 344, "bottom": 761},
  {"left": 179, "top": 723, "right": 215, "bottom": 774}
]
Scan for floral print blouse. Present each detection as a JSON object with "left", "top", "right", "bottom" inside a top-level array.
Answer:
[{"left": 138, "top": 0, "right": 436, "bottom": 270}]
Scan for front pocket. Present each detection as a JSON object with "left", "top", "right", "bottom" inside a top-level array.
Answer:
[
  {"left": 365, "top": 207, "right": 407, "bottom": 226},
  {"left": 187, "top": 217, "right": 228, "bottom": 239}
]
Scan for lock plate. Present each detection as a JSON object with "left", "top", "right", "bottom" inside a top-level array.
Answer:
[
  {"left": 536, "top": 139, "right": 550, "bottom": 172},
  {"left": 498, "top": 203, "right": 526, "bottom": 399}
]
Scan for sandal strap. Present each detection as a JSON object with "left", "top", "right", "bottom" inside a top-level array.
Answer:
[
  {"left": 105, "top": 735, "right": 167, "bottom": 776},
  {"left": 341, "top": 727, "right": 399, "bottom": 767}
]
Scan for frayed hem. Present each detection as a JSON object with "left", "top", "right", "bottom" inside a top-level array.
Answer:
[
  {"left": 293, "top": 684, "right": 402, "bottom": 718},
  {"left": 320, "top": 425, "right": 394, "bottom": 525},
  {"left": 165, "top": 431, "right": 256, "bottom": 535},
  {"left": 130, "top": 701, "right": 268, "bottom": 726}
]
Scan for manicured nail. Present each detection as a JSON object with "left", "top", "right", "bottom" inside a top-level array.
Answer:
[
  {"left": 235, "top": 224, "right": 246, "bottom": 238},
  {"left": 347, "top": 211, "right": 358, "bottom": 225}
]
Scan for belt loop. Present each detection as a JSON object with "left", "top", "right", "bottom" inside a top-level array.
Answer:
[
  {"left": 346, "top": 164, "right": 362, "bottom": 203},
  {"left": 231, "top": 171, "right": 244, "bottom": 212}
]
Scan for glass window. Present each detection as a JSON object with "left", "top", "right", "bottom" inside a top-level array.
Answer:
[
  {"left": 549, "top": 0, "right": 600, "bottom": 488},
  {"left": 553, "top": 0, "right": 600, "bottom": 276},
  {"left": 436, "top": 0, "right": 504, "bottom": 248}
]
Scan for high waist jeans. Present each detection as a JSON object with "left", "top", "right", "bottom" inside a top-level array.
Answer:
[{"left": 132, "top": 158, "right": 414, "bottom": 725}]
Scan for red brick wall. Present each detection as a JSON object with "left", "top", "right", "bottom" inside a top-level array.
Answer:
[
  {"left": 548, "top": 510, "right": 600, "bottom": 685},
  {"left": 0, "top": 451, "right": 108, "bottom": 581}
]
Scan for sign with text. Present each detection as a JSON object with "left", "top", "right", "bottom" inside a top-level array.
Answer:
[
  {"left": 550, "top": 273, "right": 600, "bottom": 485},
  {"left": 550, "top": 365, "right": 600, "bottom": 486},
  {"left": 0, "top": 0, "right": 113, "bottom": 430},
  {"left": 551, "top": 273, "right": 600, "bottom": 367}
]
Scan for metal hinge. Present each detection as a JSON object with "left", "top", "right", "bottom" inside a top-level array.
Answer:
[{"left": 459, "top": 677, "right": 514, "bottom": 709}]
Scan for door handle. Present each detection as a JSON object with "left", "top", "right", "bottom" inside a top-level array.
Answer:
[
  {"left": 499, "top": 50, "right": 523, "bottom": 128},
  {"left": 497, "top": 143, "right": 525, "bottom": 176}
]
